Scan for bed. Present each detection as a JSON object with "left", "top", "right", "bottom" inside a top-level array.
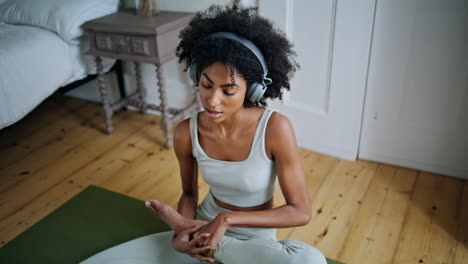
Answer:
[{"left": 0, "top": 0, "right": 120, "bottom": 129}]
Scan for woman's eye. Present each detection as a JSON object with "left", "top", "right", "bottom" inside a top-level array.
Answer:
[
  {"left": 201, "top": 84, "right": 212, "bottom": 89},
  {"left": 224, "top": 91, "right": 236, "bottom": 96}
]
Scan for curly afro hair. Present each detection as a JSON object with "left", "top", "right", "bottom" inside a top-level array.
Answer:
[{"left": 176, "top": 4, "right": 299, "bottom": 107}]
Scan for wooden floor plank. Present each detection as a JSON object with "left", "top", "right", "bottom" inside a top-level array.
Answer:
[
  {"left": 338, "top": 164, "right": 417, "bottom": 264},
  {"left": 0, "top": 100, "right": 98, "bottom": 170},
  {"left": 0, "top": 103, "right": 120, "bottom": 193},
  {"left": 0, "top": 109, "right": 149, "bottom": 221},
  {"left": 0, "top": 96, "right": 87, "bottom": 150},
  {"left": 288, "top": 159, "right": 378, "bottom": 259},
  {"left": 393, "top": 172, "right": 462, "bottom": 264},
  {"left": 452, "top": 181, "right": 468, "bottom": 264},
  {"left": 100, "top": 147, "right": 179, "bottom": 202}
]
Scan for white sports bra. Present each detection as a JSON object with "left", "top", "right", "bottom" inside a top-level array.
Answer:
[{"left": 189, "top": 109, "right": 278, "bottom": 207}]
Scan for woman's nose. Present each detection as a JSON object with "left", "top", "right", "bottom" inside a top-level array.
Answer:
[{"left": 206, "top": 89, "right": 221, "bottom": 107}]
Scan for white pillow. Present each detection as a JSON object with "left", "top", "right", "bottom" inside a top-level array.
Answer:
[{"left": 0, "top": 0, "right": 119, "bottom": 44}]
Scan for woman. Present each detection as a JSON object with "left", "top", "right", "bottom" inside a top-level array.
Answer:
[{"left": 81, "top": 4, "right": 327, "bottom": 264}]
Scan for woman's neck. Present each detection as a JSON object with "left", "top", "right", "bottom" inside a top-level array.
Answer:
[{"left": 205, "top": 107, "right": 250, "bottom": 138}]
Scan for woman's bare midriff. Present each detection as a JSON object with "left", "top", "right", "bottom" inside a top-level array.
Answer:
[{"left": 212, "top": 194, "right": 273, "bottom": 211}]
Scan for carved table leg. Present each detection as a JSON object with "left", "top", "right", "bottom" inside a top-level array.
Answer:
[
  {"left": 134, "top": 62, "right": 147, "bottom": 113},
  {"left": 96, "top": 56, "right": 114, "bottom": 134},
  {"left": 155, "top": 63, "right": 172, "bottom": 148}
]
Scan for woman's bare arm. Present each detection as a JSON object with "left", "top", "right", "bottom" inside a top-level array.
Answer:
[
  {"left": 173, "top": 119, "right": 199, "bottom": 220},
  {"left": 195, "top": 112, "right": 311, "bottom": 251},
  {"left": 206, "top": 112, "right": 311, "bottom": 229},
  {"left": 169, "top": 119, "right": 215, "bottom": 262}
]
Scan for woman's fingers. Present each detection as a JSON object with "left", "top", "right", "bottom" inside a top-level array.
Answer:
[
  {"left": 187, "top": 236, "right": 216, "bottom": 263},
  {"left": 145, "top": 202, "right": 160, "bottom": 218},
  {"left": 175, "top": 225, "right": 203, "bottom": 244},
  {"left": 188, "top": 232, "right": 210, "bottom": 248},
  {"left": 190, "top": 246, "right": 216, "bottom": 263},
  {"left": 191, "top": 245, "right": 214, "bottom": 254},
  {"left": 144, "top": 200, "right": 158, "bottom": 210},
  {"left": 174, "top": 227, "right": 217, "bottom": 263},
  {"left": 195, "top": 233, "right": 212, "bottom": 247},
  {"left": 146, "top": 206, "right": 158, "bottom": 215},
  {"left": 181, "top": 225, "right": 203, "bottom": 236},
  {"left": 209, "top": 248, "right": 216, "bottom": 259},
  {"left": 190, "top": 253, "right": 215, "bottom": 263},
  {"left": 201, "top": 235, "right": 214, "bottom": 247}
]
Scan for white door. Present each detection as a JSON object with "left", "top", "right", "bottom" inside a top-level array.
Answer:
[
  {"left": 358, "top": 0, "right": 468, "bottom": 179},
  {"left": 259, "top": 0, "right": 375, "bottom": 161}
]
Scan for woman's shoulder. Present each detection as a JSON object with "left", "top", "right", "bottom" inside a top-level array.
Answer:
[
  {"left": 265, "top": 110, "right": 296, "bottom": 151},
  {"left": 266, "top": 110, "right": 292, "bottom": 132},
  {"left": 173, "top": 116, "right": 194, "bottom": 156},
  {"left": 175, "top": 118, "right": 190, "bottom": 134},
  {"left": 248, "top": 107, "right": 292, "bottom": 135},
  {"left": 174, "top": 111, "right": 199, "bottom": 136}
]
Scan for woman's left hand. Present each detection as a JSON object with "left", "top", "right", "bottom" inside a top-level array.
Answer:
[{"left": 194, "top": 213, "right": 230, "bottom": 256}]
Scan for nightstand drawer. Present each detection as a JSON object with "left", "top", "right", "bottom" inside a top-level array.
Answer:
[{"left": 94, "top": 33, "right": 154, "bottom": 57}]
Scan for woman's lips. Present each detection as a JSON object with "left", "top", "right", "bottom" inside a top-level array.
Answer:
[{"left": 205, "top": 108, "right": 223, "bottom": 119}]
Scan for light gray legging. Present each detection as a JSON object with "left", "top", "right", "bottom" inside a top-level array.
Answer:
[{"left": 80, "top": 193, "right": 327, "bottom": 264}]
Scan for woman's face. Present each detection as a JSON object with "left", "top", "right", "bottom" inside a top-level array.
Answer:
[{"left": 198, "top": 62, "right": 247, "bottom": 122}]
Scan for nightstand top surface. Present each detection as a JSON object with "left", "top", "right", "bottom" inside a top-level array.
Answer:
[{"left": 83, "top": 9, "right": 194, "bottom": 35}]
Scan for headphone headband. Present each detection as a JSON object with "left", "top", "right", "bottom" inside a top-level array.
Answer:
[{"left": 206, "top": 32, "right": 268, "bottom": 77}]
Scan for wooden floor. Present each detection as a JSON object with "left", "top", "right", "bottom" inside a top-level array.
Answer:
[{"left": 0, "top": 96, "right": 466, "bottom": 264}]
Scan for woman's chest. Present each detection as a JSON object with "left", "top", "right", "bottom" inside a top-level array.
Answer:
[{"left": 199, "top": 133, "right": 255, "bottom": 162}]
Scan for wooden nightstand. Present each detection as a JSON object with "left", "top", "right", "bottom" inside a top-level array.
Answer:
[{"left": 83, "top": 9, "right": 199, "bottom": 148}]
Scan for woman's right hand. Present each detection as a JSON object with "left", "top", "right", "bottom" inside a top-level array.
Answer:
[{"left": 172, "top": 225, "right": 216, "bottom": 263}]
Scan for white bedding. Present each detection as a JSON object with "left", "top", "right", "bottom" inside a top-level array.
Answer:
[
  {"left": 0, "top": 0, "right": 119, "bottom": 129},
  {"left": 0, "top": 22, "right": 114, "bottom": 129}
]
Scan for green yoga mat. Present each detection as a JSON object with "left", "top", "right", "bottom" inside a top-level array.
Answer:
[{"left": 0, "top": 185, "right": 343, "bottom": 264}]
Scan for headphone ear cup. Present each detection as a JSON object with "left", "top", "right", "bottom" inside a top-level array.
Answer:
[
  {"left": 247, "top": 81, "right": 267, "bottom": 103},
  {"left": 189, "top": 60, "right": 199, "bottom": 84}
]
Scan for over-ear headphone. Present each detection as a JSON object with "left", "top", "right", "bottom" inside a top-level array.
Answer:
[{"left": 189, "top": 32, "right": 272, "bottom": 103}]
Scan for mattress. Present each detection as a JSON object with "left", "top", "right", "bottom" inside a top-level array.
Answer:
[{"left": 0, "top": 22, "right": 114, "bottom": 129}]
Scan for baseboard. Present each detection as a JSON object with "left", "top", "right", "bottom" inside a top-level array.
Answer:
[
  {"left": 358, "top": 151, "right": 468, "bottom": 180},
  {"left": 300, "top": 143, "right": 357, "bottom": 162}
]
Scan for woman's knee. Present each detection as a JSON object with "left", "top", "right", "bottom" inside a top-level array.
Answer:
[{"left": 280, "top": 239, "right": 327, "bottom": 264}]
